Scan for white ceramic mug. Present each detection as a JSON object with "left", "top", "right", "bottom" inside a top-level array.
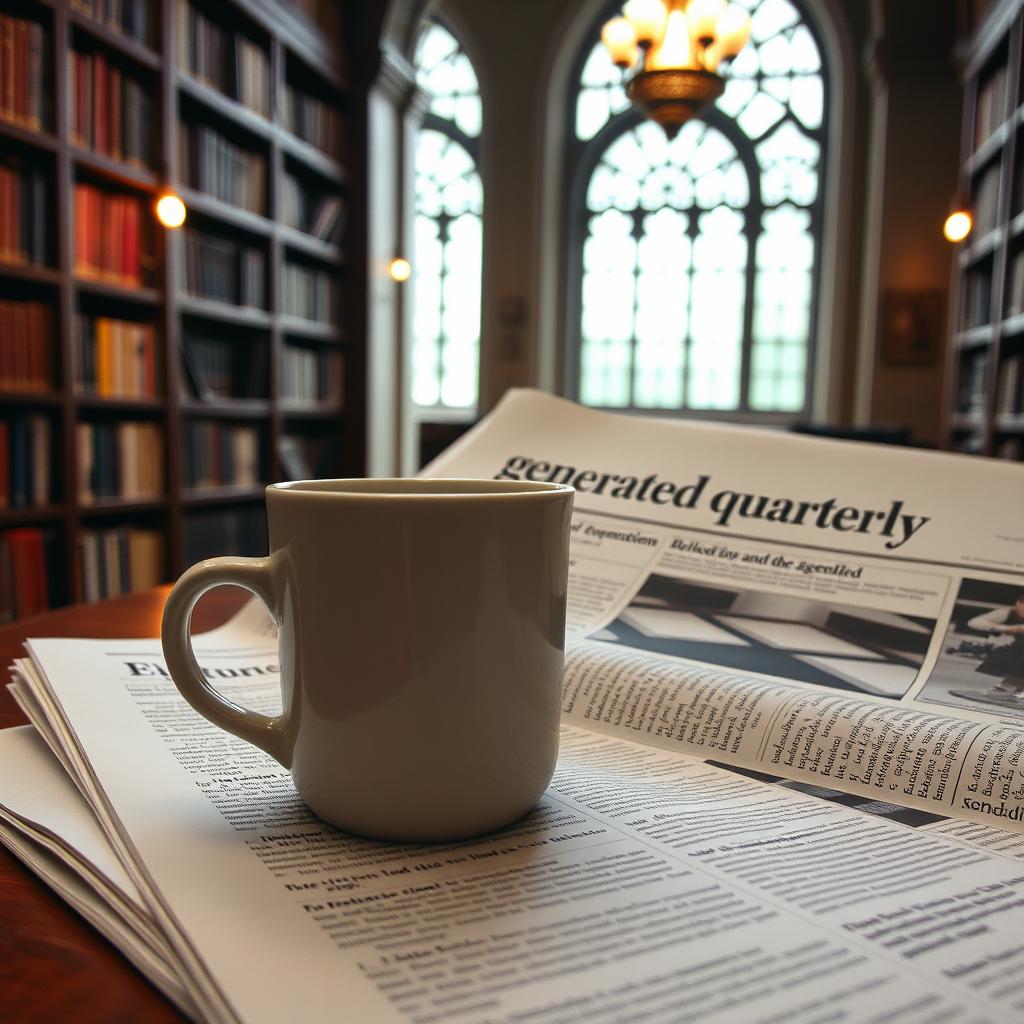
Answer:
[{"left": 161, "top": 478, "right": 574, "bottom": 841}]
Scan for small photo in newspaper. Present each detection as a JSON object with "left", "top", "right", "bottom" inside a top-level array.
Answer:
[
  {"left": 592, "top": 572, "right": 935, "bottom": 699},
  {"left": 920, "top": 577, "right": 1024, "bottom": 719}
]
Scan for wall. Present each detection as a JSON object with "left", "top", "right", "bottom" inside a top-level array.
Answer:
[
  {"left": 367, "top": 0, "right": 963, "bottom": 471},
  {"left": 854, "top": 0, "right": 962, "bottom": 445}
]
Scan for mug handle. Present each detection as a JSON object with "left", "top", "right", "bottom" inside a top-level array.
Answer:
[{"left": 161, "top": 554, "right": 291, "bottom": 768}]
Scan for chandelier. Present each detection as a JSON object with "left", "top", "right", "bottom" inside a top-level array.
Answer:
[{"left": 601, "top": 0, "right": 752, "bottom": 138}]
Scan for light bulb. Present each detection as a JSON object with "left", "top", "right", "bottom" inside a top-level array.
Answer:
[
  {"left": 687, "top": 0, "right": 726, "bottom": 44},
  {"left": 623, "top": 0, "right": 668, "bottom": 47},
  {"left": 155, "top": 192, "right": 186, "bottom": 229},
  {"left": 601, "top": 17, "right": 639, "bottom": 68},
  {"left": 943, "top": 210, "right": 972, "bottom": 243},
  {"left": 388, "top": 257, "right": 412, "bottom": 282},
  {"left": 647, "top": 9, "right": 692, "bottom": 70},
  {"left": 716, "top": 5, "right": 751, "bottom": 59}
]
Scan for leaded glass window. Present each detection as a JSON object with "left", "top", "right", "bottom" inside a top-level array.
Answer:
[
  {"left": 572, "top": 0, "right": 827, "bottom": 416},
  {"left": 412, "top": 23, "right": 482, "bottom": 411}
]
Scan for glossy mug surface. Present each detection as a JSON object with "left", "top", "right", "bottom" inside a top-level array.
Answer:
[{"left": 161, "top": 478, "right": 574, "bottom": 841}]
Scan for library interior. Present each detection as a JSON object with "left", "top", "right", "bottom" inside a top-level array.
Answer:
[{"left": 0, "top": 0, "right": 1019, "bottom": 616}]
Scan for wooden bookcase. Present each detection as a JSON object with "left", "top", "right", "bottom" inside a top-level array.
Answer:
[
  {"left": 946, "top": 0, "right": 1024, "bottom": 459},
  {"left": 0, "top": 0, "right": 365, "bottom": 618}
]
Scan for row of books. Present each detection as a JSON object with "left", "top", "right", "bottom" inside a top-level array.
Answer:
[
  {"left": 962, "top": 266, "right": 992, "bottom": 329},
  {"left": 0, "top": 15, "right": 47, "bottom": 131},
  {"left": 0, "top": 528, "right": 60, "bottom": 621},
  {"left": 74, "top": 184, "right": 147, "bottom": 285},
  {"left": 79, "top": 527, "right": 162, "bottom": 603},
  {"left": 280, "top": 345, "right": 341, "bottom": 405},
  {"left": 77, "top": 420, "right": 162, "bottom": 503},
  {"left": 75, "top": 315, "right": 157, "bottom": 397},
  {"left": 975, "top": 63, "right": 1007, "bottom": 150},
  {"left": 183, "top": 421, "right": 260, "bottom": 490},
  {"left": 178, "top": 122, "right": 266, "bottom": 214},
  {"left": 180, "top": 228, "right": 265, "bottom": 308},
  {"left": 0, "top": 415, "right": 51, "bottom": 510},
  {"left": 281, "top": 171, "right": 344, "bottom": 242},
  {"left": 284, "top": 83, "right": 340, "bottom": 157},
  {"left": 69, "top": 49, "right": 155, "bottom": 168},
  {"left": 995, "top": 436, "right": 1023, "bottom": 459},
  {"left": 176, "top": 2, "right": 270, "bottom": 118},
  {"left": 996, "top": 354, "right": 1023, "bottom": 415},
  {"left": 183, "top": 506, "right": 266, "bottom": 566},
  {"left": 956, "top": 351, "right": 988, "bottom": 416},
  {"left": 972, "top": 162, "right": 1000, "bottom": 237},
  {"left": 0, "top": 160, "right": 47, "bottom": 266},
  {"left": 0, "top": 299, "right": 51, "bottom": 392},
  {"left": 181, "top": 331, "right": 267, "bottom": 400},
  {"left": 283, "top": 262, "right": 338, "bottom": 323},
  {"left": 71, "top": 0, "right": 153, "bottom": 47},
  {"left": 276, "top": 431, "right": 336, "bottom": 480}
]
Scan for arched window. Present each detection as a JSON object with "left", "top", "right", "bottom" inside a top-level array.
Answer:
[
  {"left": 569, "top": 0, "right": 827, "bottom": 418},
  {"left": 412, "top": 21, "right": 482, "bottom": 412}
]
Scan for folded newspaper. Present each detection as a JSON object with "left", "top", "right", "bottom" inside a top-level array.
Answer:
[{"left": 4, "top": 389, "right": 1024, "bottom": 1024}]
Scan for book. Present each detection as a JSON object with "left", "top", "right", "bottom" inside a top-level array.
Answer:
[
  {"left": 176, "top": 2, "right": 269, "bottom": 118},
  {"left": 283, "top": 81, "right": 340, "bottom": 157},
  {"left": 180, "top": 329, "right": 268, "bottom": 401},
  {"left": 78, "top": 527, "right": 162, "bottom": 602},
  {"left": 0, "top": 157, "right": 49, "bottom": 266},
  {"left": 182, "top": 420, "right": 260, "bottom": 490},
  {"left": 180, "top": 226, "right": 266, "bottom": 308},
  {"left": 178, "top": 121, "right": 267, "bottom": 214},
  {"left": 75, "top": 421, "right": 162, "bottom": 503},
  {"left": 71, "top": 0, "right": 152, "bottom": 47},
  {"left": 69, "top": 48, "right": 154, "bottom": 167},
  {"left": 0, "top": 299, "right": 51, "bottom": 392},
  {"left": 73, "top": 183, "right": 147, "bottom": 285},
  {"left": 0, "top": 14, "right": 47, "bottom": 130},
  {"left": 0, "top": 414, "right": 50, "bottom": 509},
  {"left": 75, "top": 315, "right": 157, "bottom": 397},
  {"left": 4, "top": 390, "right": 1024, "bottom": 1021},
  {"left": 280, "top": 343, "right": 342, "bottom": 405},
  {"left": 282, "top": 261, "right": 338, "bottom": 323},
  {"left": 0, "top": 526, "right": 58, "bottom": 618}
]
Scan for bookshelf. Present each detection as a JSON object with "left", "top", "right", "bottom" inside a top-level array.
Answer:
[
  {"left": 946, "top": 0, "right": 1024, "bottom": 459},
  {"left": 0, "top": 0, "right": 364, "bottom": 620}
]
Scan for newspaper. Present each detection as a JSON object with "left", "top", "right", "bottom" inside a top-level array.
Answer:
[{"left": 2, "top": 389, "right": 1024, "bottom": 1024}]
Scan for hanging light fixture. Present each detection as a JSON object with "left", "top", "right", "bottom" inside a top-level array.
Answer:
[{"left": 601, "top": 0, "right": 752, "bottom": 139}]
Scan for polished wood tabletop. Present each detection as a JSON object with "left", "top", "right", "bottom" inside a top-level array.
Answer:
[{"left": 0, "top": 586, "right": 247, "bottom": 1023}]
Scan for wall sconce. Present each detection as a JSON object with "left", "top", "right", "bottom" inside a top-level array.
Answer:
[
  {"left": 942, "top": 204, "right": 972, "bottom": 244},
  {"left": 388, "top": 257, "right": 411, "bottom": 282},
  {"left": 155, "top": 191, "right": 187, "bottom": 229}
]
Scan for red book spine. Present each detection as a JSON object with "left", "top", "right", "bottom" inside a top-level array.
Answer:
[
  {"left": 13, "top": 18, "right": 27, "bottom": 126},
  {"left": 123, "top": 195, "right": 138, "bottom": 285},
  {"left": 93, "top": 52, "right": 106, "bottom": 155},
  {"left": 0, "top": 421, "right": 8, "bottom": 510},
  {"left": 11, "top": 300, "right": 27, "bottom": 388},
  {"left": 0, "top": 18, "right": 14, "bottom": 124},
  {"left": 109, "top": 66, "right": 121, "bottom": 161},
  {"left": 74, "top": 183, "right": 87, "bottom": 274}
]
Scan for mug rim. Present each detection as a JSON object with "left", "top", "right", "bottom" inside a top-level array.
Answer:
[{"left": 267, "top": 478, "right": 575, "bottom": 500}]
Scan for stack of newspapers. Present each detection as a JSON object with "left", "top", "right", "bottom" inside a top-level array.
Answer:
[{"left": 3, "top": 391, "right": 1024, "bottom": 1024}]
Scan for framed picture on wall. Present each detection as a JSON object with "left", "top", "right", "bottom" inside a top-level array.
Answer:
[{"left": 881, "top": 289, "right": 945, "bottom": 367}]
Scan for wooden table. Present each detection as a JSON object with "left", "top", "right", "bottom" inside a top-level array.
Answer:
[{"left": 0, "top": 587, "right": 246, "bottom": 1023}]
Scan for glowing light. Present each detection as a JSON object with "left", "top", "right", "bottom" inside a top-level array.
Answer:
[
  {"left": 155, "top": 192, "right": 186, "bottom": 229},
  {"left": 943, "top": 210, "right": 972, "bottom": 243},
  {"left": 388, "top": 257, "right": 412, "bottom": 282}
]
